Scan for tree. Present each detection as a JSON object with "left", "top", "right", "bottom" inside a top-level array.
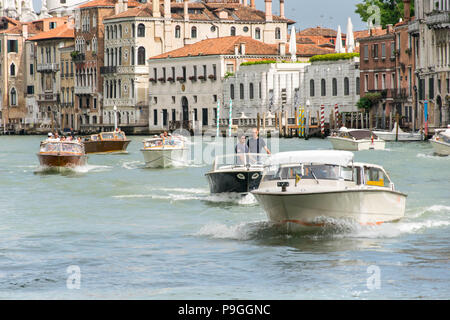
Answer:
[{"left": 355, "top": 0, "right": 415, "bottom": 29}]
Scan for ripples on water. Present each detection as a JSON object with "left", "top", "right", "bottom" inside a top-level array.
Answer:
[{"left": 0, "top": 136, "right": 449, "bottom": 299}]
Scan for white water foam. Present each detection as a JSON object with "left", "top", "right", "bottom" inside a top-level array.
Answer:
[
  {"left": 121, "top": 161, "right": 144, "bottom": 170},
  {"left": 417, "top": 152, "right": 449, "bottom": 160}
]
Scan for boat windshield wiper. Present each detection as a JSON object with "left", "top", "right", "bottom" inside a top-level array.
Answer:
[{"left": 310, "top": 168, "right": 320, "bottom": 184}]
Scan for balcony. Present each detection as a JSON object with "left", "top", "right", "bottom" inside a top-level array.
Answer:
[
  {"left": 392, "top": 88, "right": 409, "bottom": 101},
  {"left": 71, "top": 52, "right": 85, "bottom": 63},
  {"left": 408, "top": 19, "right": 420, "bottom": 34},
  {"left": 169, "top": 120, "right": 193, "bottom": 131},
  {"left": 100, "top": 66, "right": 117, "bottom": 75},
  {"left": 74, "top": 86, "right": 95, "bottom": 95},
  {"left": 425, "top": 11, "right": 450, "bottom": 29},
  {"left": 37, "top": 63, "right": 59, "bottom": 73},
  {"left": 37, "top": 93, "right": 60, "bottom": 102},
  {"left": 103, "top": 98, "right": 137, "bottom": 107}
]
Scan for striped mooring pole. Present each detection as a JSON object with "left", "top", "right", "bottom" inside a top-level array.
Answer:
[
  {"left": 334, "top": 104, "right": 339, "bottom": 128},
  {"left": 320, "top": 105, "right": 325, "bottom": 136}
]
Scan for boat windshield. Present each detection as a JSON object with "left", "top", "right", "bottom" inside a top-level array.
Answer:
[
  {"left": 143, "top": 137, "right": 183, "bottom": 148},
  {"left": 101, "top": 133, "right": 115, "bottom": 140},
  {"left": 263, "top": 164, "right": 353, "bottom": 182},
  {"left": 40, "top": 142, "right": 83, "bottom": 154},
  {"left": 213, "top": 153, "right": 269, "bottom": 171},
  {"left": 115, "top": 132, "right": 126, "bottom": 140},
  {"left": 437, "top": 131, "right": 450, "bottom": 143},
  {"left": 363, "top": 166, "right": 390, "bottom": 187}
]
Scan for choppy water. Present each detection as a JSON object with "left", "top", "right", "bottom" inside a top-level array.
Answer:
[{"left": 0, "top": 135, "right": 449, "bottom": 299}]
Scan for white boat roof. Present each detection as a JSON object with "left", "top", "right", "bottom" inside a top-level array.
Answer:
[{"left": 266, "top": 150, "right": 354, "bottom": 167}]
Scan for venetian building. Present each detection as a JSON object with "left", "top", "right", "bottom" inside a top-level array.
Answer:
[
  {"left": 0, "top": 0, "right": 39, "bottom": 22},
  {"left": 46, "top": 0, "right": 90, "bottom": 17},
  {"left": 409, "top": 0, "right": 450, "bottom": 130},
  {"left": 101, "top": 0, "right": 294, "bottom": 132}
]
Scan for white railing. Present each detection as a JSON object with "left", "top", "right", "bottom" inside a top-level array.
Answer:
[{"left": 37, "top": 63, "right": 60, "bottom": 72}]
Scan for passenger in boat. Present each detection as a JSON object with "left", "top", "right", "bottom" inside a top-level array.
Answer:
[
  {"left": 247, "top": 128, "right": 271, "bottom": 155},
  {"left": 235, "top": 135, "right": 249, "bottom": 165}
]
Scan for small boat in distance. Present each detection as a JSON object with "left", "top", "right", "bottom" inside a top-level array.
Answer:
[
  {"left": 252, "top": 150, "right": 407, "bottom": 231},
  {"left": 82, "top": 130, "right": 131, "bottom": 154},
  {"left": 141, "top": 135, "right": 189, "bottom": 168},
  {"left": 328, "top": 127, "right": 385, "bottom": 151},
  {"left": 37, "top": 140, "right": 87, "bottom": 168},
  {"left": 372, "top": 122, "right": 424, "bottom": 141},
  {"left": 205, "top": 153, "right": 269, "bottom": 194},
  {"left": 430, "top": 126, "right": 450, "bottom": 156}
]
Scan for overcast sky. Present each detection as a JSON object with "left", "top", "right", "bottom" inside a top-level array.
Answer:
[{"left": 32, "top": 0, "right": 367, "bottom": 31}]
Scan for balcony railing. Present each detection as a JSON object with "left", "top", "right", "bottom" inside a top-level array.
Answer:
[
  {"left": 37, "top": 63, "right": 59, "bottom": 73},
  {"left": 425, "top": 11, "right": 450, "bottom": 28},
  {"left": 103, "top": 98, "right": 137, "bottom": 107},
  {"left": 72, "top": 52, "right": 85, "bottom": 63},
  {"left": 37, "top": 93, "right": 60, "bottom": 102},
  {"left": 74, "top": 86, "right": 95, "bottom": 95},
  {"left": 100, "top": 66, "right": 117, "bottom": 75}
]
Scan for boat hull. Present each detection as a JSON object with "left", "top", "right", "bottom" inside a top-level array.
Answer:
[
  {"left": 253, "top": 189, "right": 406, "bottom": 229},
  {"left": 141, "top": 148, "right": 188, "bottom": 168},
  {"left": 328, "top": 137, "right": 385, "bottom": 151},
  {"left": 430, "top": 139, "right": 450, "bottom": 156},
  {"left": 83, "top": 140, "right": 131, "bottom": 154},
  {"left": 372, "top": 131, "right": 423, "bottom": 141},
  {"left": 37, "top": 153, "right": 87, "bottom": 168},
  {"left": 206, "top": 170, "right": 263, "bottom": 194}
]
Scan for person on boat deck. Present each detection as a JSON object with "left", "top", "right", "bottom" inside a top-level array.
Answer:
[
  {"left": 235, "top": 135, "right": 249, "bottom": 165},
  {"left": 247, "top": 128, "right": 271, "bottom": 155}
]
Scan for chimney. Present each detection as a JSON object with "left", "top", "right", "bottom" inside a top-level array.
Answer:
[
  {"left": 386, "top": 24, "right": 393, "bottom": 34},
  {"left": 250, "top": 0, "right": 255, "bottom": 8},
  {"left": 278, "top": 42, "right": 286, "bottom": 56},
  {"left": 22, "top": 24, "right": 28, "bottom": 39},
  {"left": 240, "top": 42, "right": 246, "bottom": 55},
  {"left": 265, "top": 0, "right": 273, "bottom": 22},
  {"left": 242, "top": 0, "right": 247, "bottom": 7},
  {"left": 115, "top": 0, "right": 122, "bottom": 15},
  {"left": 184, "top": 0, "right": 189, "bottom": 21},
  {"left": 234, "top": 44, "right": 239, "bottom": 56},
  {"left": 164, "top": 0, "right": 171, "bottom": 19},
  {"left": 280, "top": 0, "right": 285, "bottom": 19},
  {"left": 403, "top": 0, "right": 410, "bottom": 21},
  {"left": 123, "top": 0, "right": 128, "bottom": 12},
  {"left": 153, "top": 0, "right": 161, "bottom": 18}
]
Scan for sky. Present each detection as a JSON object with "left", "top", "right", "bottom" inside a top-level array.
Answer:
[{"left": 32, "top": 0, "right": 367, "bottom": 31}]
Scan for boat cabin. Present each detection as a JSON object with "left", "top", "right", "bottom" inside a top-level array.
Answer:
[
  {"left": 333, "top": 129, "right": 378, "bottom": 140},
  {"left": 211, "top": 154, "right": 269, "bottom": 172},
  {"left": 85, "top": 131, "right": 127, "bottom": 142},
  {"left": 142, "top": 137, "right": 184, "bottom": 149},
  {"left": 40, "top": 141, "right": 84, "bottom": 155}
]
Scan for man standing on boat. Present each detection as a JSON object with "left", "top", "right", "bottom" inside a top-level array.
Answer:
[
  {"left": 235, "top": 135, "right": 249, "bottom": 165},
  {"left": 247, "top": 128, "right": 271, "bottom": 155}
]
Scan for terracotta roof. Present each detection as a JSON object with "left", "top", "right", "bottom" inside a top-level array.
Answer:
[
  {"left": 150, "top": 36, "right": 280, "bottom": 59},
  {"left": 295, "top": 43, "right": 334, "bottom": 57},
  {"left": 78, "top": 0, "right": 140, "bottom": 9},
  {"left": 354, "top": 28, "right": 387, "bottom": 41},
  {"left": 298, "top": 26, "right": 346, "bottom": 38},
  {"left": 28, "top": 23, "right": 74, "bottom": 41},
  {"left": 105, "top": 1, "right": 294, "bottom": 23}
]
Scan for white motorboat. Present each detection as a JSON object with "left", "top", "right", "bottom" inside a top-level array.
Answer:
[
  {"left": 141, "top": 135, "right": 189, "bottom": 168},
  {"left": 372, "top": 122, "right": 424, "bottom": 141},
  {"left": 252, "top": 150, "right": 407, "bottom": 230},
  {"left": 429, "top": 126, "right": 450, "bottom": 156},
  {"left": 205, "top": 153, "right": 269, "bottom": 194},
  {"left": 328, "top": 127, "right": 385, "bottom": 151}
]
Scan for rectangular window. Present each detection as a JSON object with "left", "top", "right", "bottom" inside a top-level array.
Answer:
[
  {"left": 172, "top": 109, "right": 176, "bottom": 121},
  {"left": 203, "top": 65, "right": 207, "bottom": 78},
  {"left": 153, "top": 109, "right": 158, "bottom": 125},
  {"left": 27, "top": 85, "right": 34, "bottom": 94},
  {"left": 363, "top": 45, "right": 368, "bottom": 60},
  {"left": 162, "top": 109, "right": 168, "bottom": 126},
  {"left": 429, "top": 77, "right": 434, "bottom": 99},
  {"left": 390, "top": 41, "right": 395, "bottom": 58},
  {"left": 7, "top": 40, "right": 18, "bottom": 53},
  {"left": 30, "top": 64, "right": 34, "bottom": 75},
  {"left": 381, "top": 43, "right": 386, "bottom": 59},
  {"left": 202, "top": 108, "right": 208, "bottom": 126},
  {"left": 194, "top": 108, "right": 198, "bottom": 121},
  {"left": 364, "top": 74, "right": 368, "bottom": 92}
]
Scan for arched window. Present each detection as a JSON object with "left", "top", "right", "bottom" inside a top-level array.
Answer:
[
  {"left": 137, "top": 46, "right": 146, "bottom": 65},
  {"left": 114, "top": 25, "right": 117, "bottom": 39},
  {"left": 138, "top": 24, "right": 145, "bottom": 37},
  {"left": 249, "top": 83, "right": 254, "bottom": 99},
  {"left": 175, "top": 25, "right": 181, "bottom": 38},
  {"left": 321, "top": 79, "right": 326, "bottom": 96},
  {"left": 10, "top": 63, "right": 15, "bottom": 76},
  {"left": 275, "top": 27, "right": 281, "bottom": 40},
  {"left": 191, "top": 26, "right": 197, "bottom": 39},
  {"left": 332, "top": 78, "right": 337, "bottom": 96},
  {"left": 310, "top": 79, "right": 315, "bottom": 97},
  {"left": 106, "top": 26, "right": 110, "bottom": 39},
  {"left": 231, "top": 26, "right": 236, "bottom": 36},
  {"left": 119, "top": 25, "right": 122, "bottom": 38},
  {"left": 344, "top": 77, "right": 350, "bottom": 95},
  {"left": 240, "top": 83, "right": 244, "bottom": 100},
  {"left": 10, "top": 88, "right": 17, "bottom": 106},
  {"left": 106, "top": 48, "right": 109, "bottom": 66},
  {"left": 255, "top": 28, "right": 261, "bottom": 40},
  {"left": 230, "top": 84, "right": 235, "bottom": 100},
  {"left": 132, "top": 24, "right": 135, "bottom": 37}
]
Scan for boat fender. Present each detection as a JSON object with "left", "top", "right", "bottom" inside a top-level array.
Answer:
[
  {"left": 237, "top": 173, "right": 246, "bottom": 180},
  {"left": 251, "top": 173, "right": 260, "bottom": 180}
]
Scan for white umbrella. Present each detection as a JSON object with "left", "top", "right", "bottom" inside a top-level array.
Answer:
[
  {"left": 335, "top": 25, "right": 344, "bottom": 53},
  {"left": 289, "top": 26, "right": 297, "bottom": 62},
  {"left": 346, "top": 17, "right": 355, "bottom": 53}
]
